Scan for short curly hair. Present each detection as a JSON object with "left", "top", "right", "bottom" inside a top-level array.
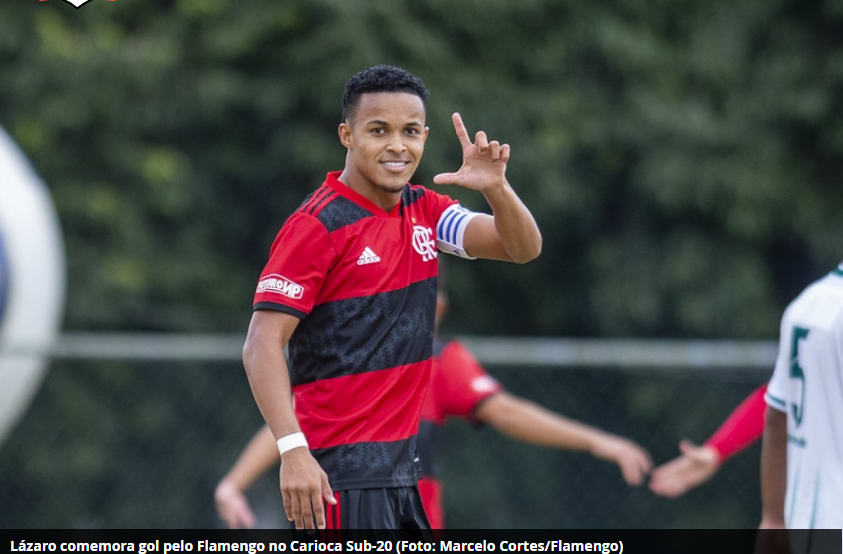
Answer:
[{"left": 342, "top": 65, "right": 430, "bottom": 122}]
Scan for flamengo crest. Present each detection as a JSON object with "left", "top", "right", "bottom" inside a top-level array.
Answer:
[{"left": 412, "top": 225, "right": 438, "bottom": 262}]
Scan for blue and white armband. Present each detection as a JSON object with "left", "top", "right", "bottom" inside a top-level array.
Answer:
[{"left": 436, "top": 204, "right": 481, "bottom": 259}]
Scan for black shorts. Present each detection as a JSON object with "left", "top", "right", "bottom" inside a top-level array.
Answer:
[{"left": 323, "top": 486, "right": 430, "bottom": 530}]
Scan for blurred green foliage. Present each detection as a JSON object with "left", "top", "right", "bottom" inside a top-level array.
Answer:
[
  {"left": 2, "top": 0, "right": 842, "bottom": 338},
  {"left": 1, "top": 0, "right": 843, "bottom": 529}
]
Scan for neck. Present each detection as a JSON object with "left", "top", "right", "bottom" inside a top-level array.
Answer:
[{"left": 338, "top": 167, "right": 402, "bottom": 212}]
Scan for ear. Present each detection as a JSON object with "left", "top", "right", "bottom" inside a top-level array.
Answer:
[
  {"left": 423, "top": 126, "right": 430, "bottom": 142},
  {"left": 338, "top": 122, "right": 353, "bottom": 149}
]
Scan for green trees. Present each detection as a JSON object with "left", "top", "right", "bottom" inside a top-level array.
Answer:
[
  {"left": 2, "top": 0, "right": 842, "bottom": 528},
  {"left": 2, "top": 0, "right": 841, "bottom": 338}
]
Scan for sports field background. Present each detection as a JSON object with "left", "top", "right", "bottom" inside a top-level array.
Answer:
[
  {"left": 0, "top": 349, "right": 766, "bottom": 528},
  {"left": 1, "top": 0, "right": 843, "bottom": 529}
]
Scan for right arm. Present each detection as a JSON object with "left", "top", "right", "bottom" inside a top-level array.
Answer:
[
  {"left": 759, "top": 405, "right": 787, "bottom": 529},
  {"left": 475, "top": 392, "right": 653, "bottom": 486},
  {"left": 242, "top": 310, "right": 335, "bottom": 530}
]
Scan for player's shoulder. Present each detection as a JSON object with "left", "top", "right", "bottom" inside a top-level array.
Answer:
[
  {"left": 798, "top": 268, "right": 843, "bottom": 305},
  {"left": 783, "top": 266, "right": 843, "bottom": 330},
  {"left": 441, "top": 338, "right": 468, "bottom": 353},
  {"left": 287, "top": 183, "right": 373, "bottom": 234},
  {"left": 439, "top": 339, "right": 478, "bottom": 365}
]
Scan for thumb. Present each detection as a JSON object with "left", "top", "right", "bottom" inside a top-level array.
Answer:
[
  {"left": 678, "top": 439, "right": 697, "bottom": 455},
  {"left": 322, "top": 474, "right": 337, "bottom": 505},
  {"left": 433, "top": 172, "right": 460, "bottom": 185}
]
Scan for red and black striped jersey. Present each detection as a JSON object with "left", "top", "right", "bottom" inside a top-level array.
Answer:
[{"left": 253, "top": 171, "right": 457, "bottom": 490}]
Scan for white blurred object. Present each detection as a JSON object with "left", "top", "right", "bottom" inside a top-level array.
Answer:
[{"left": 0, "top": 126, "right": 66, "bottom": 445}]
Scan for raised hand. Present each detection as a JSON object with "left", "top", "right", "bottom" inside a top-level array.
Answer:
[
  {"left": 649, "top": 439, "right": 721, "bottom": 498},
  {"left": 433, "top": 112, "right": 510, "bottom": 192}
]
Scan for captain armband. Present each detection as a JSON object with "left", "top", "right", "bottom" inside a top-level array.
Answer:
[{"left": 435, "top": 204, "right": 480, "bottom": 259}]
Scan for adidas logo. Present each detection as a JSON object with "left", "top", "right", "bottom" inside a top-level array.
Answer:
[{"left": 357, "top": 246, "right": 381, "bottom": 265}]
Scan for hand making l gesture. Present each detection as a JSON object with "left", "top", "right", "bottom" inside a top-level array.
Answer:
[{"left": 434, "top": 112, "right": 510, "bottom": 192}]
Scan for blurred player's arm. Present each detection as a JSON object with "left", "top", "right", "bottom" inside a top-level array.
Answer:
[
  {"left": 474, "top": 391, "right": 653, "bottom": 485},
  {"left": 242, "top": 310, "right": 335, "bottom": 530},
  {"left": 214, "top": 425, "right": 277, "bottom": 528},
  {"left": 432, "top": 113, "right": 541, "bottom": 263},
  {"left": 759, "top": 405, "right": 787, "bottom": 529},
  {"left": 649, "top": 384, "right": 767, "bottom": 498}
]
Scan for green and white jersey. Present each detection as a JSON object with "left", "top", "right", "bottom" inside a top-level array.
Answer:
[{"left": 765, "top": 263, "right": 843, "bottom": 529}]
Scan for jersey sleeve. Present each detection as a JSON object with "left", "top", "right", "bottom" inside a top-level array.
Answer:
[
  {"left": 765, "top": 306, "right": 793, "bottom": 413},
  {"left": 422, "top": 187, "right": 458, "bottom": 222},
  {"left": 705, "top": 384, "right": 767, "bottom": 461},
  {"left": 252, "top": 213, "right": 335, "bottom": 318},
  {"left": 436, "top": 340, "right": 502, "bottom": 420}
]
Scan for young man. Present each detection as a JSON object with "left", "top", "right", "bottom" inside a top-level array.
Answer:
[
  {"left": 220, "top": 287, "right": 652, "bottom": 529},
  {"left": 242, "top": 65, "right": 541, "bottom": 530},
  {"left": 760, "top": 262, "right": 843, "bottom": 530}
]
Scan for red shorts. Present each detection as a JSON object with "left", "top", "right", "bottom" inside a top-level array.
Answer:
[{"left": 417, "top": 477, "right": 444, "bottom": 529}]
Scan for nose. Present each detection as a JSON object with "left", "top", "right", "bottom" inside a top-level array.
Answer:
[{"left": 386, "top": 132, "right": 406, "bottom": 153}]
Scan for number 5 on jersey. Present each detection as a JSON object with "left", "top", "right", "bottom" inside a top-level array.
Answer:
[{"left": 789, "top": 326, "right": 810, "bottom": 428}]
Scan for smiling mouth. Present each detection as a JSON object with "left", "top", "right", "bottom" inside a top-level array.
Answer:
[{"left": 381, "top": 160, "right": 410, "bottom": 170}]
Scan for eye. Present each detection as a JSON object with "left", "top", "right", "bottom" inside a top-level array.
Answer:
[
  {"left": 405, "top": 127, "right": 420, "bottom": 135},
  {"left": 370, "top": 127, "right": 386, "bottom": 136}
]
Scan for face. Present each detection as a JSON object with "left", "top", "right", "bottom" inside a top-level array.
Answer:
[{"left": 338, "top": 92, "right": 429, "bottom": 199}]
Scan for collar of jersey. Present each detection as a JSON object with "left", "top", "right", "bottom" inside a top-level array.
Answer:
[
  {"left": 833, "top": 263, "right": 843, "bottom": 277},
  {"left": 326, "top": 170, "right": 405, "bottom": 218}
]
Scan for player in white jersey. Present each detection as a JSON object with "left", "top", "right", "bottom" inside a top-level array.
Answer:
[{"left": 760, "top": 262, "right": 843, "bottom": 530}]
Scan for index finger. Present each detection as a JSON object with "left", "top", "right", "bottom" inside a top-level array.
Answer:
[{"left": 451, "top": 112, "right": 471, "bottom": 148}]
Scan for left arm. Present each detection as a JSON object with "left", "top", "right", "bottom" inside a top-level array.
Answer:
[
  {"left": 759, "top": 405, "right": 787, "bottom": 529},
  {"left": 214, "top": 425, "right": 278, "bottom": 528},
  {"left": 475, "top": 391, "right": 653, "bottom": 485},
  {"left": 433, "top": 113, "right": 541, "bottom": 263},
  {"left": 649, "top": 384, "right": 768, "bottom": 498}
]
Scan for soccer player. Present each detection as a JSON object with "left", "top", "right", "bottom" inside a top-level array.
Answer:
[
  {"left": 648, "top": 384, "right": 766, "bottom": 498},
  {"left": 219, "top": 288, "right": 653, "bottom": 529},
  {"left": 760, "top": 262, "right": 843, "bottom": 529},
  {"left": 242, "top": 65, "right": 541, "bottom": 530}
]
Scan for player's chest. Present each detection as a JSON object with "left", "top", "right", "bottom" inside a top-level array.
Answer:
[{"left": 322, "top": 213, "right": 439, "bottom": 298}]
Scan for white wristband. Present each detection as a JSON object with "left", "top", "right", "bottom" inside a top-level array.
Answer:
[{"left": 276, "top": 432, "right": 308, "bottom": 456}]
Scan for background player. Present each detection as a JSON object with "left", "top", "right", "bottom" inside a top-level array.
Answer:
[
  {"left": 760, "top": 262, "right": 843, "bottom": 530},
  {"left": 242, "top": 65, "right": 541, "bottom": 530},
  {"left": 218, "top": 284, "right": 652, "bottom": 529},
  {"left": 649, "top": 384, "right": 766, "bottom": 498}
]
